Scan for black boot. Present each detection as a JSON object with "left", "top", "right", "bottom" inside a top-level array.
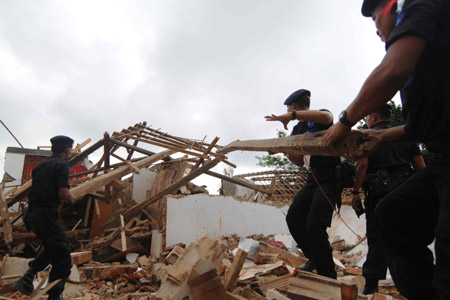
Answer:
[
  {"left": 363, "top": 278, "right": 379, "bottom": 295},
  {"left": 13, "top": 267, "right": 37, "bottom": 296},
  {"left": 298, "top": 260, "right": 316, "bottom": 272}
]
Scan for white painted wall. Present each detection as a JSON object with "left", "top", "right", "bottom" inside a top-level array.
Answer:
[
  {"left": 166, "top": 194, "right": 290, "bottom": 246},
  {"left": 166, "top": 194, "right": 368, "bottom": 254},
  {"left": 3, "top": 152, "right": 25, "bottom": 189},
  {"left": 132, "top": 168, "right": 157, "bottom": 204},
  {"left": 328, "top": 205, "right": 366, "bottom": 246}
]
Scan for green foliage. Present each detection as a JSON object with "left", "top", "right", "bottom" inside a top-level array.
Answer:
[
  {"left": 389, "top": 100, "right": 404, "bottom": 126},
  {"left": 256, "top": 153, "right": 298, "bottom": 170},
  {"left": 255, "top": 129, "right": 299, "bottom": 170}
]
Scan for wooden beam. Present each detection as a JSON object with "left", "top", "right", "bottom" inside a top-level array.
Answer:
[
  {"left": 71, "top": 138, "right": 92, "bottom": 154},
  {"left": 69, "top": 138, "right": 104, "bottom": 166},
  {"left": 69, "top": 157, "right": 145, "bottom": 178},
  {"left": 122, "top": 157, "right": 223, "bottom": 219},
  {"left": 223, "top": 249, "right": 248, "bottom": 292},
  {"left": 71, "top": 150, "right": 175, "bottom": 201},
  {"left": 205, "top": 170, "right": 271, "bottom": 195},
  {"left": 5, "top": 180, "right": 31, "bottom": 208},
  {"left": 218, "top": 130, "right": 378, "bottom": 157},
  {"left": 110, "top": 137, "right": 171, "bottom": 161},
  {"left": 103, "top": 132, "right": 111, "bottom": 201},
  {"left": 190, "top": 136, "right": 220, "bottom": 173},
  {"left": 28, "top": 279, "right": 61, "bottom": 300}
]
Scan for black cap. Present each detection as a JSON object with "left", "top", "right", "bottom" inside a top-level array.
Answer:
[
  {"left": 50, "top": 135, "right": 74, "bottom": 148},
  {"left": 283, "top": 89, "right": 311, "bottom": 107},
  {"left": 362, "top": 0, "right": 383, "bottom": 17}
]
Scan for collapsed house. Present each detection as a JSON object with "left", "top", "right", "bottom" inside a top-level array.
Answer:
[{"left": 0, "top": 122, "right": 403, "bottom": 300}]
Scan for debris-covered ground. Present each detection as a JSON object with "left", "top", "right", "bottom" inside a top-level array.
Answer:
[
  {"left": 1, "top": 234, "right": 405, "bottom": 299},
  {"left": 0, "top": 122, "right": 404, "bottom": 299}
]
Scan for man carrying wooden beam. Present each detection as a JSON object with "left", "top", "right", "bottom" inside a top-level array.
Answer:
[
  {"left": 14, "top": 135, "right": 76, "bottom": 300},
  {"left": 351, "top": 104, "right": 425, "bottom": 295},
  {"left": 265, "top": 89, "right": 341, "bottom": 279},
  {"left": 322, "top": 0, "right": 450, "bottom": 298}
]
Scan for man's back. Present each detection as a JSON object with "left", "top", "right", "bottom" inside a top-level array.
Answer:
[{"left": 28, "top": 155, "right": 70, "bottom": 208}]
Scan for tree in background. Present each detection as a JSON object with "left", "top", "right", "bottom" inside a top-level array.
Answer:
[{"left": 255, "top": 130, "right": 299, "bottom": 170}]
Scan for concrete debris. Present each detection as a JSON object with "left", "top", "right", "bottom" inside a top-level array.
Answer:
[{"left": 0, "top": 122, "right": 406, "bottom": 299}]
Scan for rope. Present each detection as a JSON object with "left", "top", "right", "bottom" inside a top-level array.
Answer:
[{"left": 299, "top": 133, "right": 363, "bottom": 241}]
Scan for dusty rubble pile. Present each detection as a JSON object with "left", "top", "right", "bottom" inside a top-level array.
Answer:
[
  {"left": 0, "top": 122, "right": 402, "bottom": 299},
  {"left": 1, "top": 234, "right": 404, "bottom": 300}
]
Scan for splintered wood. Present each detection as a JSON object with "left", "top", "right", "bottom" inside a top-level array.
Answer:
[
  {"left": 218, "top": 130, "right": 378, "bottom": 157},
  {"left": 0, "top": 122, "right": 406, "bottom": 300},
  {"left": 155, "top": 237, "right": 225, "bottom": 300}
]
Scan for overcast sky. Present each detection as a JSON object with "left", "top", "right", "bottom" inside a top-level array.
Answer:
[{"left": 0, "top": 0, "right": 388, "bottom": 193}]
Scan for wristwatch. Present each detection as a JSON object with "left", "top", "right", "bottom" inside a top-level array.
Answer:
[
  {"left": 291, "top": 109, "right": 297, "bottom": 120},
  {"left": 339, "top": 110, "right": 357, "bottom": 127}
]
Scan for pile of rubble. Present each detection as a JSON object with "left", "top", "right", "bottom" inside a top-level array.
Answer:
[
  {"left": 0, "top": 234, "right": 404, "bottom": 299},
  {"left": 0, "top": 122, "right": 402, "bottom": 299}
]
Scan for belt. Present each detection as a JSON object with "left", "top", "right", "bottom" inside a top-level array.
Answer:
[{"left": 372, "top": 165, "right": 411, "bottom": 174}]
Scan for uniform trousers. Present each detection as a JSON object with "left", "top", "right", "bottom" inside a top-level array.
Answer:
[
  {"left": 363, "top": 191, "right": 388, "bottom": 282},
  {"left": 376, "top": 153, "right": 450, "bottom": 300},
  {"left": 286, "top": 168, "right": 340, "bottom": 279},
  {"left": 363, "top": 169, "right": 412, "bottom": 282},
  {"left": 25, "top": 206, "right": 72, "bottom": 298}
]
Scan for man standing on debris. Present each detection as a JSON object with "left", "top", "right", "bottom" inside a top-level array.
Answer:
[
  {"left": 14, "top": 136, "right": 76, "bottom": 300},
  {"left": 265, "top": 89, "right": 341, "bottom": 279},
  {"left": 351, "top": 104, "right": 425, "bottom": 295},
  {"left": 322, "top": 0, "right": 450, "bottom": 298}
]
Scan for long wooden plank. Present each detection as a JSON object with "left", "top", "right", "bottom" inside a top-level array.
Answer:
[
  {"left": 5, "top": 180, "right": 32, "bottom": 208},
  {"left": 223, "top": 249, "right": 248, "bottom": 292},
  {"left": 69, "top": 138, "right": 104, "bottom": 165},
  {"left": 190, "top": 136, "right": 220, "bottom": 172},
  {"left": 71, "top": 138, "right": 91, "bottom": 154},
  {"left": 28, "top": 279, "right": 61, "bottom": 300},
  {"left": 71, "top": 150, "right": 175, "bottom": 200},
  {"left": 204, "top": 170, "right": 271, "bottom": 195},
  {"left": 123, "top": 157, "right": 223, "bottom": 219},
  {"left": 218, "top": 130, "right": 378, "bottom": 157},
  {"left": 109, "top": 137, "right": 171, "bottom": 161}
]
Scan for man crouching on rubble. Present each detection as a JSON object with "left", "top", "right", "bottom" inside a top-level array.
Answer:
[
  {"left": 14, "top": 135, "right": 76, "bottom": 300},
  {"left": 265, "top": 89, "right": 341, "bottom": 279}
]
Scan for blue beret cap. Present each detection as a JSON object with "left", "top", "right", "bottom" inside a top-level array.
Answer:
[
  {"left": 283, "top": 89, "right": 311, "bottom": 106},
  {"left": 50, "top": 135, "right": 74, "bottom": 147},
  {"left": 362, "top": 0, "right": 383, "bottom": 17}
]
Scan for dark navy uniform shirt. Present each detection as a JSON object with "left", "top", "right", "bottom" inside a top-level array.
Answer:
[
  {"left": 386, "top": 0, "right": 450, "bottom": 151},
  {"left": 367, "top": 121, "right": 422, "bottom": 174},
  {"left": 28, "top": 155, "right": 71, "bottom": 208},
  {"left": 291, "top": 109, "right": 341, "bottom": 168}
]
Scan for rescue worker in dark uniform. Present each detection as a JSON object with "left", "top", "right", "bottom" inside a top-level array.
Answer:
[
  {"left": 351, "top": 104, "right": 425, "bottom": 294},
  {"left": 322, "top": 0, "right": 450, "bottom": 298},
  {"left": 265, "top": 89, "right": 341, "bottom": 279},
  {"left": 14, "top": 135, "right": 76, "bottom": 300}
]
